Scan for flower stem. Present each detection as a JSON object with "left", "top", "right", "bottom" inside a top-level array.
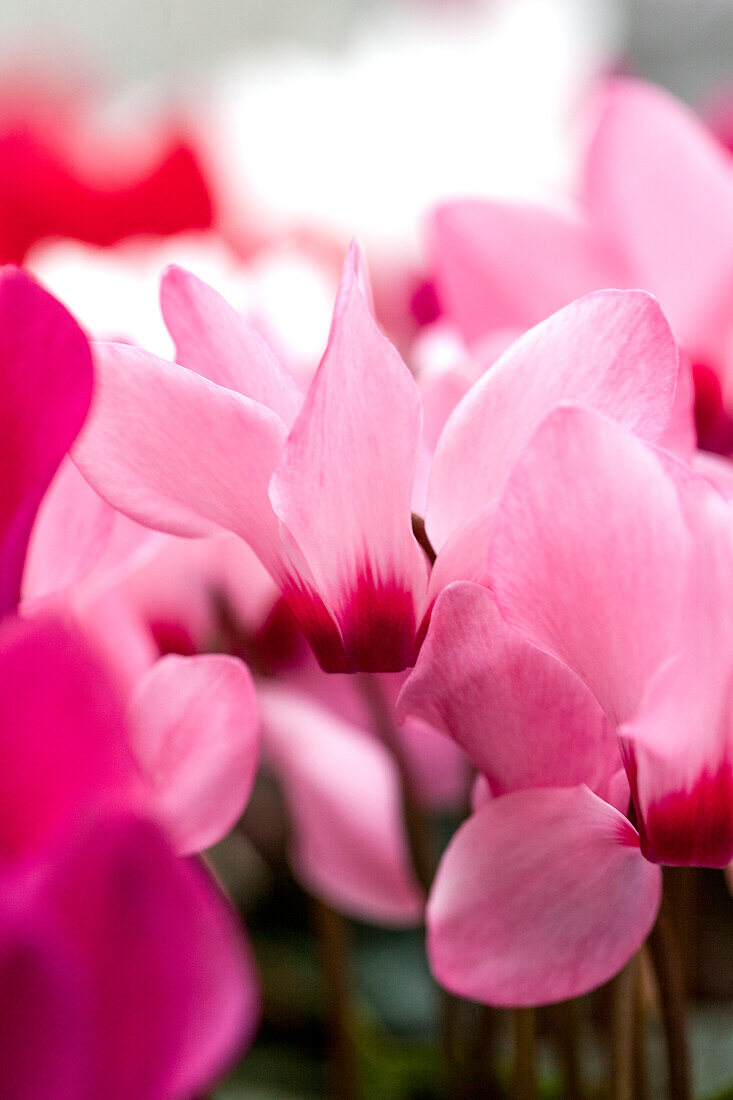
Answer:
[
  {"left": 647, "top": 874, "right": 692, "bottom": 1100},
  {"left": 511, "top": 1008, "right": 537, "bottom": 1099},
  {"left": 610, "top": 956, "right": 637, "bottom": 1100},
  {"left": 312, "top": 897, "right": 361, "bottom": 1100}
]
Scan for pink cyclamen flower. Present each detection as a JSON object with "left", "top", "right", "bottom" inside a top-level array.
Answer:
[
  {"left": 0, "top": 615, "right": 258, "bottom": 1099},
  {"left": 415, "top": 406, "right": 732, "bottom": 1007},
  {"left": 74, "top": 243, "right": 427, "bottom": 672},
  {"left": 430, "top": 77, "right": 733, "bottom": 453},
  {"left": 74, "top": 244, "right": 688, "bottom": 670}
]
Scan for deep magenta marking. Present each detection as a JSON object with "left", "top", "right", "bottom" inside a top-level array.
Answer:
[
  {"left": 626, "top": 747, "right": 733, "bottom": 867},
  {"left": 284, "top": 569, "right": 418, "bottom": 674},
  {"left": 692, "top": 362, "right": 733, "bottom": 456}
]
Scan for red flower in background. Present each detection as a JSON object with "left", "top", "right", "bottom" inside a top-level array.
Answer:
[{"left": 0, "top": 75, "right": 212, "bottom": 264}]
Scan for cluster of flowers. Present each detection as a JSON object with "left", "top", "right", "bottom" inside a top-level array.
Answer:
[{"left": 2, "top": 72, "right": 733, "bottom": 1096}]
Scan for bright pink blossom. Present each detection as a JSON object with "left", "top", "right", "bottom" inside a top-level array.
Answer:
[
  {"left": 75, "top": 244, "right": 428, "bottom": 673},
  {"left": 429, "top": 77, "right": 733, "bottom": 453},
  {"left": 412, "top": 405, "right": 733, "bottom": 1006},
  {"left": 0, "top": 615, "right": 258, "bottom": 1098},
  {"left": 0, "top": 267, "right": 93, "bottom": 616},
  {"left": 75, "top": 252, "right": 686, "bottom": 672}
]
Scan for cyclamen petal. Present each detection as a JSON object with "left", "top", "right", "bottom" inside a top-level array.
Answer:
[
  {"left": 129, "top": 653, "right": 260, "bottom": 855},
  {"left": 585, "top": 78, "right": 733, "bottom": 371},
  {"left": 74, "top": 342, "right": 287, "bottom": 572},
  {"left": 0, "top": 905, "right": 91, "bottom": 1100},
  {"left": 490, "top": 405, "right": 691, "bottom": 727},
  {"left": 0, "top": 268, "right": 93, "bottom": 616},
  {"left": 619, "top": 488, "right": 733, "bottom": 867},
  {"left": 0, "top": 615, "right": 140, "bottom": 861},
  {"left": 160, "top": 264, "right": 302, "bottom": 425},
  {"left": 261, "top": 686, "right": 424, "bottom": 926},
  {"left": 426, "top": 290, "right": 680, "bottom": 551},
  {"left": 430, "top": 199, "right": 617, "bottom": 343},
  {"left": 23, "top": 458, "right": 114, "bottom": 603},
  {"left": 38, "top": 814, "right": 259, "bottom": 1100},
  {"left": 399, "top": 582, "right": 620, "bottom": 798},
  {"left": 427, "top": 786, "right": 661, "bottom": 1006},
  {"left": 270, "top": 244, "right": 427, "bottom": 672}
]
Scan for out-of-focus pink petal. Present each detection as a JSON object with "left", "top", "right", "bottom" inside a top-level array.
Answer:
[
  {"left": 401, "top": 583, "right": 620, "bottom": 797},
  {"left": 430, "top": 200, "right": 617, "bottom": 343},
  {"left": 74, "top": 342, "right": 287, "bottom": 572},
  {"left": 490, "top": 406, "right": 691, "bottom": 727},
  {"left": 261, "top": 686, "right": 424, "bottom": 926},
  {"left": 23, "top": 458, "right": 113, "bottom": 602},
  {"left": 0, "top": 268, "right": 92, "bottom": 615},
  {"left": 427, "top": 786, "right": 661, "bottom": 1006},
  {"left": 0, "top": 615, "right": 140, "bottom": 860},
  {"left": 693, "top": 451, "right": 733, "bottom": 499},
  {"left": 130, "top": 654, "right": 260, "bottom": 855},
  {"left": 619, "top": 489, "right": 733, "bottom": 866},
  {"left": 426, "top": 291, "right": 680, "bottom": 551},
  {"left": 585, "top": 78, "right": 733, "bottom": 370},
  {"left": 160, "top": 265, "right": 302, "bottom": 425},
  {"left": 657, "top": 352, "right": 696, "bottom": 459},
  {"left": 43, "top": 813, "right": 259, "bottom": 1100},
  {"left": 0, "top": 904, "right": 91, "bottom": 1100},
  {"left": 270, "top": 244, "right": 427, "bottom": 672},
  {"left": 75, "top": 590, "right": 159, "bottom": 695}
]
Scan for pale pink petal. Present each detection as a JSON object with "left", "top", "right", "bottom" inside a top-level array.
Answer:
[
  {"left": 261, "top": 686, "right": 424, "bottom": 926},
  {"left": 0, "top": 268, "right": 93, "bottom": 615},
  {"left": 424, "top": 504, "right": 496, "bottom": 608},
  {"left": 160, "top": 265, "right": 302, "bottom": 425},
  {"left": 693, "top": 450, "right": 733, "bottom": 499},
  {"left": 270, "top": 244, "right": 427, "bottom": 672},
  {"left": 427, "top": 786, "right": 661, "bottom": 1006},
  {"left": 490, "top": 406, "right": 691, "bottom": 726},
  {"left": 75, "top": 590, "right": 159, "bottom": 694},
  {"left": 619, "top": 488, "right": 733, "bottom": 866},
  {"left": 130, "top": 654, "right": 260, "bottom": 855},
  {"left": 0, "top": 614, "right": 140, "bottom": 860},
  {"left": 400, "top": 583, "right": 619, "bottom": 797},
  {"left": 74, "top": 342, "right": 287, "bottom": 573},
  {"left": 430, "top": 200, "right": 618, "bottom": 343},
  {"left": 585, "top": 78, "right": 733, "bottom": 368},
  {"left": 426, "top": 291, "right": 680, "bottom": 551},
  {"left": 23, "top": 458, "right": 113, "bottom": 602},
  {"left": 44, "top": 813, "right": 259, "bottom": 1100}
]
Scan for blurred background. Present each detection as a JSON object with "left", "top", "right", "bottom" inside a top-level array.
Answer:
[{"left": 2, "top": 1, "right": 732, "bottom": 1097}]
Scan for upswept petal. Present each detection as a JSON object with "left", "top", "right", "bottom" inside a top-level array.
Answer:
[
  {"left": 261, "top": 686, "right": 424, "bottom": 926},
  {"left": 430, "top": 200, "right": 617, "bottom": 342},
  {"left": 160, "top": 265, "right": 302, "bottom": 425},
  {"left": 130, "top": 653, "right": 260, "bottom": 855},
  {"left": 489, "top": 406, "right": 691, "bottom": 727},
  {"left": 0, "top": 267, "right": 93, "bottom": 615},
  {"left": 585, "top": 78, "right": 733, "bottom": 369},
  {"left": 400, "top": 583, "right": 620, "bottom": 798},
  {"left": 270, "top": 244, "right": 427, "bottom": 672},
  {"left": 427, "top": 786, "right": 661, "bottom": 1006},
  {"left": 619, "top": 487, "right": 733, "bottom": 866},
  {"left": 426, "top": 290, "right": 680, "bottom": 551},
  {"left": 74, "top": 342, "right": 287, "bottom": 573}
]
